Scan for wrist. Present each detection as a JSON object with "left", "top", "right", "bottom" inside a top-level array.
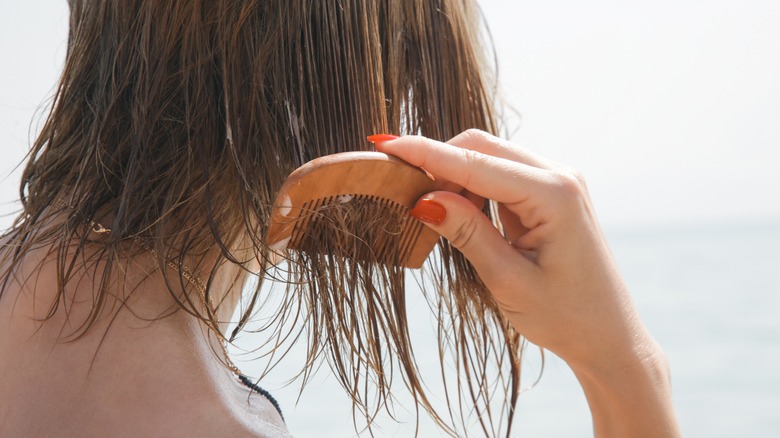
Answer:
[
  {"left": 567, "top": 335, "right": 669, "bottom": 384},
  {"left": 566, "top": 340, "right": 681, "bottom": 438}
]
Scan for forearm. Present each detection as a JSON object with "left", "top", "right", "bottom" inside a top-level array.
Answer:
[{"left": 569, "top": 346, "right": 681, "bottom": 438}]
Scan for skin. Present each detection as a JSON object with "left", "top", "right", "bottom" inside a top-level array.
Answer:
[
  {"left": 375, "top": 129, "right": 682, "bottom": 437},
  {"left": 0, "top": 239, "right": 290, "bottom": 437}
]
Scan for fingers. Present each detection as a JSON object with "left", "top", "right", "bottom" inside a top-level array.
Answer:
[
  {"left": 446, "top": 130, "right": 591, "bottom": 198},
  {"left": 410, "top": 191, "right": 536, "bottom": 288},
  {"left": 427, "top": 130, "right": 552, "bottom": 193},
  {"left": 446, "top": 129, "right": 555, "bottom": 170},
  {"left": 376, "top": 135, "right": 549, "bottom": 204}
]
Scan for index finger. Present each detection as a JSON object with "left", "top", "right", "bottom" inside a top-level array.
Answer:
[{"left": 375, "top": 135, "right": 546, "bottom": 204}]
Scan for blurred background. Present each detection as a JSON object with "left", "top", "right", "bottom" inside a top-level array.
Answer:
[{"left": 2, "top": 1, "right": 778, "bottom": 436}]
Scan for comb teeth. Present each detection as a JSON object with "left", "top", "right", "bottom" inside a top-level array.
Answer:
[
  {"left": 266, "top": 151, "right": 442, "bottom": 268},
  {"left": 287, "top": 194, "right": 424, "bottom": 267}
]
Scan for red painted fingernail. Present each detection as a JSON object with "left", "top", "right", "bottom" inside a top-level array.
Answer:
[
  {"left": 410, "top": 198, "right": 446, "bottom": 225},
  {"left": 366, "top": 134, "right": 399, "bottom": 143}
]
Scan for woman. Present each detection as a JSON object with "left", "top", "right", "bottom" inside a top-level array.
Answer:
[{"left": 0, "top": 0, "right": 680, "bottom": 436}]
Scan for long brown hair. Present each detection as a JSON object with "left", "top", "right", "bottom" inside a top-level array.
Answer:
[{"left": 1, "top": 0, "right": 522, "bottom": 435}]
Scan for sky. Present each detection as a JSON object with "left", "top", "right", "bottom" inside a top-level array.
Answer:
[
  {"left": 478, "top": 0, "right": 780, "bottom": 228},
  {"left": 2, "top": 1, "right": 780, "bottom": 230}
]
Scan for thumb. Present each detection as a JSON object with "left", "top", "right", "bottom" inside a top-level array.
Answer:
[{"left": 410, "top": 191, "right": 534, "bottom": 284}]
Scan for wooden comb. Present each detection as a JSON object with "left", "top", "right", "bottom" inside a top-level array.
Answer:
[{"left": 266, "top": 151, "right": 441, "bottom": 268}]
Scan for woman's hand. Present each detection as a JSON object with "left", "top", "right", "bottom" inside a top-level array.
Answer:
[{"left": 372, "top": 129, "right": 681, "bottom": 437}]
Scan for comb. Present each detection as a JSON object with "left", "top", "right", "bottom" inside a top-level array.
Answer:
[{"left": 266, "top": 151, "right": 441, "bottom": 268}]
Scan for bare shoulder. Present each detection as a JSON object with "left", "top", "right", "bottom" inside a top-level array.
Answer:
[
  {"left": 164, "top": 385, "right": 293, "bottom": 438},
  {"left": 226, "top": 378, "right": 292, "bottom": 437}
]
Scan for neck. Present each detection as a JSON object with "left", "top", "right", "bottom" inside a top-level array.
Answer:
[{"left": 0, "top": 243, "right": 287, "bottom": 436}]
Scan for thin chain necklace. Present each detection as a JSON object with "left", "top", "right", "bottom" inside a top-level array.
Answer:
[{"left": 67, "top": 206, "right": 244, "bottom": 377}]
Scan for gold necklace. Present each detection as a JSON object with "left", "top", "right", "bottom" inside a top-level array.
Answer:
[{"left": 65, "top": 204, "right": 245, "bottom": 378}]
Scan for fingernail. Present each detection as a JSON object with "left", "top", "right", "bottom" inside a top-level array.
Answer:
[
  {"left": 366, "top": 134, "right": 399, "bottom": 143},
  {"left": 410, "top": 198, "right": 446, "bottom": 225}
]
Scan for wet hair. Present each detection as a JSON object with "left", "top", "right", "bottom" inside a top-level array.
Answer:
[{"left": 1, "top": 0, "right": 522, "bottom": 435}]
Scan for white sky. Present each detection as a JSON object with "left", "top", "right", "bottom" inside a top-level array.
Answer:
[
  {"left": 481, "top": 0, "right": 780, "bottom": 227},
  {"left": 2, "top": 0, "right": 779, "bottom": 229}
]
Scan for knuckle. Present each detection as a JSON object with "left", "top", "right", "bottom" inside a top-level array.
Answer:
[
  {"left": 461, "top": 148, "right": 487, "bottom": 188},
  {"left": 452, "top": 128, "right": 492, "bottom": 146},
  {"left": 463, "top": 128, "right": 489, "bottom": 141},
  {"left": 449, "top": 215, "right": 480, "bottom": 249},
  {"left": 462, "top": 148, "right": 480, "bottom": 166},
  {"left": 464, "top": 147, "right": 493, "bottom": 169},
  {"left": 550, "top": 170, "right": 585, "bottom": 200},
  {"left": 565, "top": 166, "right": 588, "bottom": 189},
  {"left": 461, "top": 149, "right": 481, "bottom": 187}
]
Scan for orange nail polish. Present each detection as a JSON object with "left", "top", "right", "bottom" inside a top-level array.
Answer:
[
  {"left": 366, "top": 134, "right": 399, "bottom": 143},
  {"left": 410, "top": 199, "right": 446, "bottom": 225}
]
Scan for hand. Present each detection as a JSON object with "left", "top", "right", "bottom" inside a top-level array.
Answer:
[
  {"left": 375, "top": 129, "right": 646, "bottom": 368},
  {"left": 373, "top": 129, "right": 681, "bottom": 437}
]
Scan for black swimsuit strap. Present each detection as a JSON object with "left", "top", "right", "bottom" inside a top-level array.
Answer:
[{"left": 238, "top": 374, "right": 284, "bottom": 422}]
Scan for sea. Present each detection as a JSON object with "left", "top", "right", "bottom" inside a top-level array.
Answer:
[{"left": 230, "top": 220, "right": 780, "bottom": 437}]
